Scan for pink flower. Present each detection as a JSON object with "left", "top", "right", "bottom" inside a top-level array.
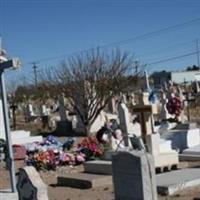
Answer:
[{"left": 76, "top": 154, "right": 85, "bottom": 162}]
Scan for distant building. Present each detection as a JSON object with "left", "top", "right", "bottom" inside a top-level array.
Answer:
[
  {"left": 171, "top": 70, "right": 200, "bottom": 84},
  {"left": 151, "top": 70, "right": 200, "bottom": 87}
]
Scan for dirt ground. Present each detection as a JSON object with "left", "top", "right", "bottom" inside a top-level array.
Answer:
[{"left": 1, "top": 160, "right": 200, "bottom": 200}]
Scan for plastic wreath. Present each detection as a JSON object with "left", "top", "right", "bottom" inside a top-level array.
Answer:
[{"left": 166, "top": 96, "right": 183, "bottom": 119}]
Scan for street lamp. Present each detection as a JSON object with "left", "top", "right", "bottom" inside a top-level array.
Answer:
[{"left": 0, "top": 49, "right": 21, "bottom": 193}]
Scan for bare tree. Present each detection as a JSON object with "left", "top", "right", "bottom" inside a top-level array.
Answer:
[{"left": 39, "top": 49, "right": 138, "bottom": 133}]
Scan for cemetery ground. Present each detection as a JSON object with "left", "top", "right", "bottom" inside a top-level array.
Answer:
[
  {"left": 1, "top": 159, "right": 200, "bottom": 200},
  {"left": 2, "top": 108, "right": 200, "bottom": 200}
]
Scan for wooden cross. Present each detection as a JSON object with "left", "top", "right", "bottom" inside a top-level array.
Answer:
[{"left": 132, "top": 104, "right": 153, "bottom": 143}]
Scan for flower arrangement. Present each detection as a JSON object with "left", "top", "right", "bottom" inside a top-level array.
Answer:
[
  {"left": 166, "top": 96, "right": 183, "bottom": 120},
  {"left": 26, "top": 149, "right": 59, "bottom": 170},
  {"left": 26, "top": 136, "right": 104, "bottom": 170},
  {"left": 77, "top": 136, "right": 104, "bottom": 160}
]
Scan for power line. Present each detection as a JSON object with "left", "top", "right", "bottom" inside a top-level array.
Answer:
[
  {"left": 6, "top": 50, "right": 200, "bottom": 83},
  {"left": 137, "top": 39, "right": 196, "bottom": 58},
  {"left": 99, "top": 17, "right": 200, "bottom": 48},
  {"left": 146, "top": 50, "right": 199, "bottom": 66},
  {"left": 29, "top": 17, "right": 200, "bottom": 64},
  {"left": 7, "top": 48, "right": 200, "bottom": 80}
]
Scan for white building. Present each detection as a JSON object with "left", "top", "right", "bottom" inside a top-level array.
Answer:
[{"left": 171, "top": 70, "right": 200, "bottom": 84}]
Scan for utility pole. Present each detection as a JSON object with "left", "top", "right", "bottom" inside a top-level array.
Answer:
[
  {"left": 134, "top": 61, "right": 139, "bottom": 74},
  {"left": 196, "top": 38, "right": 200, "bottom": 67},
  {"left": 32, "top": 62, "right": 38, "bottom": 87}
]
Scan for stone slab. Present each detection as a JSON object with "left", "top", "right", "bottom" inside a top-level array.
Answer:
[
  {"left": 182, "top": 144, "right": 200, "bottom": 155},
  {"left": 179, "top": 145, "right": 200, "bottom": 161},
  {"left": 161, "top": 128, "right": 200, "bottom": 152},
  {"left": 11, "top": 130, "right": 30, "bottom": 139},
  {"left": 154, "top": 152, "right": 179, "bottom": 168},
  {"left": 12, "top": 136, "right": 43, "bottom": 145},
  {"left": 1, "top": 129, "right": 31, "bottom": 141},
  {"left": 57, "top": 173, "right": 112, "bottom": 189},
  {"left": 179, "top": 154, "right": 200, "bottom": 161},
  {"left": 84, "top": 160, "right": 112, "bottom": 175},
  {"left": 0, "top": 190, "right": 18, "bottom": 200},
  {"left": 156, "top": 168, "right": 200, "bottom": 195}
]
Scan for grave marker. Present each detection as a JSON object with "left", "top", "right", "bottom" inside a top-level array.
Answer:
[
  {"left": 112, "top": 150, "right": 157, "bottom": 200},
  {"left": 160, "top": 91, "right": 171, "bottom": 121},
  {"left": 132, "top": 93, "right": 179, "bottom": 169},
  {"left": 132, "top": 104, "right": 153, "bottom": 142},
  {"left": 108, "top": 97, "right": 117, "bottom": 114},
  {"left": 17, "top": 166, "right": 48, "bottom": 200},
  {"left": 58, "top": 95, "right": 67, "bottom": 121},
  {"left": 132, "top": 92, "right": 157, "bottom": 143},
  {"left": 117, "top": 103, "right": 130, "bottom": 146}
]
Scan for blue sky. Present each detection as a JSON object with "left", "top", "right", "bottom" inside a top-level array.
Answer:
[{"left": 0, "top": 0, "right": 200, "bottom": 83}]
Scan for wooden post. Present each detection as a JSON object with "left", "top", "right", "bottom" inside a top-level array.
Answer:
[{"left": 132, "top": 105, "right": 152, "bottom": 143}]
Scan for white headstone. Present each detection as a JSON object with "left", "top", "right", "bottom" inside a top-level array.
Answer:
[
  {"left": 140, "top": 92, "right": 149, "bottom": 105},
  {"left": 177, "top": 86, "right": 187, "bottom": 123},
  {"left": 89, "top": 111, "right": 107, "bottom": 133},
  {"left": 41, "top": 105, "right": 47, "bottom": 116},
  {"left": 28, "top": 104, "right": 34, "bottom": 116},
  {"left": 108, "top": 98, "right": 117, "bottom": 114},
  {"left": 160, "top": 91, "right": 171, "bottom": 121}
]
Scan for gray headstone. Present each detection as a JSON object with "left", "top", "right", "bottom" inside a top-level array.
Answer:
[
  {"left": 112, "top": 150, "right": 157, "bottom": 200},
  {"left": 58, "top": 96, "right": 67, "bottom": 121},
  {"left": 17, "top": 166, "right": 48, "bottom": 200}
]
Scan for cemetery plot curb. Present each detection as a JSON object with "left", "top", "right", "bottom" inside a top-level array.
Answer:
[
  {"left": 156, "top": 168, "right": 200, "bottom": 196},
  {"left": 57, "top": 173, "right": 112, "bottom": 189}
]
